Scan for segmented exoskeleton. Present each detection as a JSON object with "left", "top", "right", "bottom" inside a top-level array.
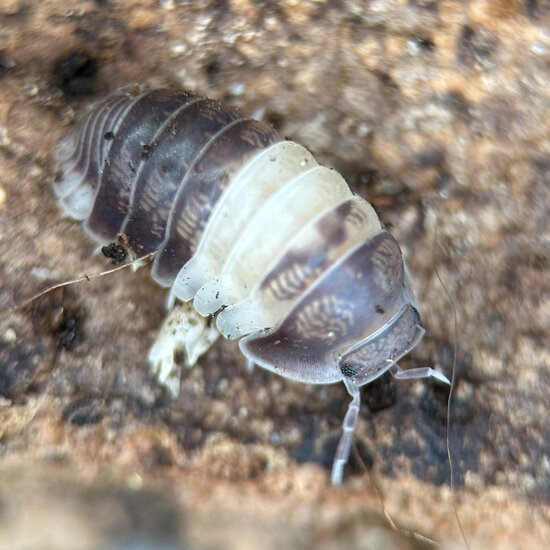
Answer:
[{"left": 54, "top": 86, "right": 449, "bottom": 484}]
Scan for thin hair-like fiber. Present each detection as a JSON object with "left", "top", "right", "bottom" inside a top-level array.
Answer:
[{"left": 433, "top": 214, "right": 471, "bottom": 550}]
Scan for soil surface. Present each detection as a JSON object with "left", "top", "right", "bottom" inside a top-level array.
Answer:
[{"left": 1, "top": 1, "right": 549, "bottom": 549}]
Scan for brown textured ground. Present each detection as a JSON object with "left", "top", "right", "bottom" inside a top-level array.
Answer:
[{"left": 0, "top": 1, "right": 549, "bottom": 549}]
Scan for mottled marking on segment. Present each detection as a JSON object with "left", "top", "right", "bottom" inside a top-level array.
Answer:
[
  {"left": 371, "top": 236, "right": 404, "bottom": 294},
  {"left": 261, "top": 198, "right": 381, "bottom": 303},
  {"left": 265, "top": 260, "right": 314, "bottom": 301},
  {"left": 292, "top": 295, "right": 355, "bottom": 343},
  {"left": 175, "top": 191, "right": 211, "bottom": 244}
]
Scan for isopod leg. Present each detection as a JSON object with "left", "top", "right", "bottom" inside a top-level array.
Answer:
[
  {"left": 245, "top": 357, "right": 256, "bottom": 372},
  {"left": 331, "top": 377, "right": 361, "bottom": 485},
  {"left": 148, "top": 300, "right": 219, "bottom": 398},
  {"left": 388, "top": 363, "right": 450, "bottom": 385}
]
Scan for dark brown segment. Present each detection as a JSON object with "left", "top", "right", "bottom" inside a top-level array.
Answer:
[
  {"left": 86, "top": 94, "right": 135, "bottom": 192},
  {"left": 239, "top": 231, "right": 410, "bottom": 382},
  {"left": 121, "top": 98, "right": 244, "bottom": 255},
  {"left": 152, "top": 119, "right": 280, "bottom": 286},
  {"left": 62, "top": 93, "right": 126, "bottom": 187},
  {"left": 97, "top": 94, "right": 137, "bottom": 168},
  {"left": 85, "top": 89, "right": 199, "bottom": 243}
]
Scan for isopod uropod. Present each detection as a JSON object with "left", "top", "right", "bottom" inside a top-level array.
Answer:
[{"left": 53, "top": 85, "right": 449, "bottom": 484}]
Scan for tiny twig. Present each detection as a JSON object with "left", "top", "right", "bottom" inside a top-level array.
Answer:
[
  {"left": 9, "top": 250, "right": 157, "bottom": 312},
  {"left": 351, "top": 444, "right": 439, "bottom": 547}
]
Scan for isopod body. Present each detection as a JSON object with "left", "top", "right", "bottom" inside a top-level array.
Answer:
[{"left": 54, "top": 86, "right": 449, "bottom": 484}]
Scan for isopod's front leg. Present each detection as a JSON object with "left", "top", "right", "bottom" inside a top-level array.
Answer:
[
  {"left": 148, "top": 300, "right": 219, "bottom": 398},
  {"left": 331, "top": 377, "right": 362, "bottom": 485}
]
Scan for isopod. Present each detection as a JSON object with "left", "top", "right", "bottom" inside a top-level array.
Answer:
[{"left": 53, "top": 85, "right": 449, "bottom": 484}]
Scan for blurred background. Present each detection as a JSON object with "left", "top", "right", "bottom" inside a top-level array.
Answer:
[{"left": 0, "top": 1, "right": 549, "bottom": 548}]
